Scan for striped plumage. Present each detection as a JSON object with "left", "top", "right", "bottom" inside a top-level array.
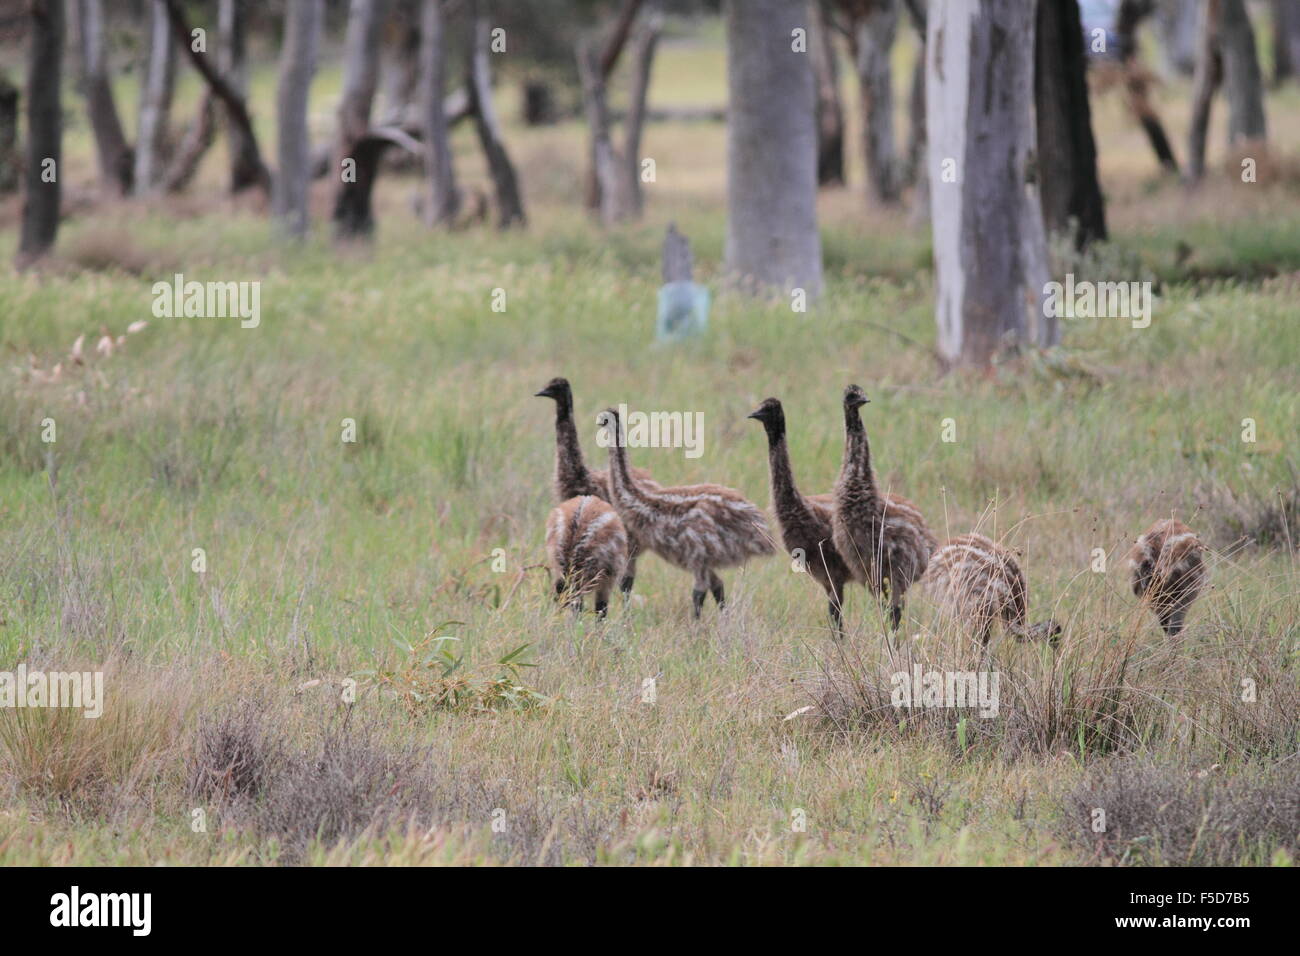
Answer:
[
  {"left": 925, "top": 534, "right": 1061, "bottom": 647},
  {"left": 830, "top": 384, "right": 936, "bottom": 630},
  {"left": 544, "top": 496, "right": 628, "bottom": 617},
  {"left": 748, "top": 398, "right": 851, "bottom": 635},
  {"left": 1127, "top": 519, "right": 1208, "bottom": 636},
  {"left": 600, "top": 407, "right": 775, "bottom": 618},
  {"left": 535, "top": 377, "right": 657, "bottom": 596}
]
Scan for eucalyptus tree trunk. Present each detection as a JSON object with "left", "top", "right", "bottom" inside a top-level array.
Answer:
[
  {"left": 420, "top": 0, "right": 459, "bottom": 227},
  {"left": 622, "top": 16, "right": 659, "bottom": 218},
  {"left": 218, "top": 0, "right": 261, "bottom": 193},
  {"left": 724, "top": 0, "right": 822, "bottom": 298},
  {"left": 1156, "top": 0, "right": 1198, "bottom": 75},
  {"left": 134, "top": 0, "right": 177, "bottom": 195},
  {"left": 810, "top": 0, "right": 845, "bottom": 187},
  {"left": 16, "top": 0, "right": 64, "bottom": 268},
  {"left": 333, "top": 0, "right": 388, "bottom": 237},
  {"left": 1035, "top": 0, "right": 1107, "bottom": 250},
  {"left": 1186, "top": 0, "right": 1222, "bottom": 184},
  {"left": 274, "top": 0, "right": 323, "bottom": 237},
  {"left": 851, "top": 0, "right": 900, "bottom": 204},
  {"left": 466, "top": 6, "right": 526, "bottom": 228},
  {"left": 73, "top": 0, "right": 133, "bottom": 195},
  {"left": 0, "top": 72, "right": 17, "bottom": 195},
  {"left": 1219, "top": 0, "right": 1266, "bottom": 147},
  {"left": 927, "top": 0, "right": 1049, "bottom": 366},
  {"left": 165, "top": 0, "right": 270, "bottom": 194}
]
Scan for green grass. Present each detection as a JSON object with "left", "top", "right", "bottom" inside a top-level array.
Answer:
[{"left": 0, "top": 21, "right": 1297, "bottom": 865}]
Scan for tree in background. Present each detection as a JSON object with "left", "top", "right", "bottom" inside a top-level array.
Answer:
[
  {"left": 1036, "top": 0, "right": 1107, "bottom": 251},
  {"left": 16, "top": 0, "right": 64, "bottom": 268},
  {"left": 0, "top": 71, "right": 16, "bottom": 195},
  {"left": 419, "top": 0, "right": 459, "bottom": 227},
  {"left": 72, "top": 0, "right": 133, "bottom": 196},
  {"left": 809, "top": 0, "right": 845, "bottom": 187},
  {"left": 724, "top": 0, "right": 822, "bottom": 298},
  {"left": 1219, "top": 0, "right": 1265, "bottom": 148},
  {"left": 165, "top": 0, "right": 271, "bottom": 195},
  {"left": 134, "top": 0, "right": 177, "bottom": 196},
  {"left": 333, "top": 0, "right": 389, "bottom": 237},
  {"left": 927, "top": 0, "right": 1051, "bottom": 367},
  {"left": 1115, "top": 0, "right": 1181, "bottom": 174},
  {"left": 577, "top": 0, "right": 662, "bottom": 224},
  {"left": 274, "top": 0, "right": 323, "bottom": 237},
  {"left": 465, "top": 1, "right": 526, "bottom": 228},
  {"left": 836, "top": 0, "right": 902, "bottom": 205},
  {"left": 1186, "top": 0, "right": 1266, "bottom": 185}
]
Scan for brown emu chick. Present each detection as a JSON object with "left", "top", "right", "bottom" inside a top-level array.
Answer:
[
  {"left": 830, "top": 384, "right": 936, "bottom": 631},
  {"left": 545, "top": 496, "right": 628, "bottom": 618},
  {"left": 1127, "top": 519, "right": 1208, "bottom": 637},
  {"left": 535, "top": 377, "right": 657, "bottom": 597},
  {"left": 748, "top": 398, "right": 852, "bottom": 636},
  {"left": 599, "top": 408, "right": 775, "bottom": 618},
  {"left": 925, "top": 534, "right": 1061, "bottom": 649}
]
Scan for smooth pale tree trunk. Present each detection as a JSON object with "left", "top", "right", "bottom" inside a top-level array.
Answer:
[
  {"left": 852, "top": 0, "right": 901, "bottom": 204},
  {"left": 1186, "top": 0, "right": 1222, "bottom": 184},
  {"left": 274, "top": 0, "right": 322, "bottom": 237},
  {"left": 1035, "top": 0, "right": 1107, "bottom": 250},
  {"left": 165, "top": 0, "right": 269, "bottom": 194},
  {"left": 724, "top": 0, "right": 822, "bottom": 298},
  {"left": 333, "top": 0, "right": 388, "bottom": 237},
  {"left": 1219, "top": 0, "right": 1265, "bottom": 147},
  {"left": 135, "top": 0, "right": 176, "bottom": 195},
  {"left": 810, "top": 0, "right": 845, "bottom": 187},
  {"left": 420, "top": 0, "right": 458, "bottom": 227},
  {"left": 73, "top": 0, "right": 132, "bottom": 195},
  {"left": 17, "top": 0, "right": 64, "bottom": 268},
  {"left": 927, "top": 0, "right": 1049, "bottom": 366},
  {"left": 466, "top": 7, "right": 526, "bottom": 228},
  {"left": 0, "top": 72, "right": 17, "bottom": 194}
]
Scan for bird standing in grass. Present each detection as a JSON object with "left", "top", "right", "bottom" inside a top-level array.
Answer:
[
  {"left": 545, "top": 495, "right": 628, "bottom": 618},
  {"left": 925, "top": 533, "right": 1061, "bottom": 650},
  {"left": 535, "top": 377, "right": 657, "bottom": 596},
  {"left": 599, "top": 407, "right": 774, "bottom": 618},
  {"left": 748, "top": 397, "right": 851, "bottom": 636},
  {"left": 831, "top": 384, "right": 935, "bottom": 631},
  {"left": 1127, "top": 518, "right": 1207, "bottom": 636}
]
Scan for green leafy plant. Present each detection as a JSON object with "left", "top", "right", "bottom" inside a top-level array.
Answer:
[{"left": 372, "top": 623, "right": 549, "bottom": 715}]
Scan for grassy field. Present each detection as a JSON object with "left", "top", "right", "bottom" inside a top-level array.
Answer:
[{"left": 0, "top": 22, "right": 1297, "bottom": 865}]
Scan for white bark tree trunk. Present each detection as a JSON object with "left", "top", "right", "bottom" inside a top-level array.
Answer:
[
  {"left": 274, "top": 0, "right": 322, "bottom": 237},
  {"left": 724, "top": 0, "right": 822, "bottom": 298},
  {"left": 134, "top": 0, "right": 176, "bottom": 195},
  {"left": 927, "top": 0, "right": 1048, "bottom": 366}
]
